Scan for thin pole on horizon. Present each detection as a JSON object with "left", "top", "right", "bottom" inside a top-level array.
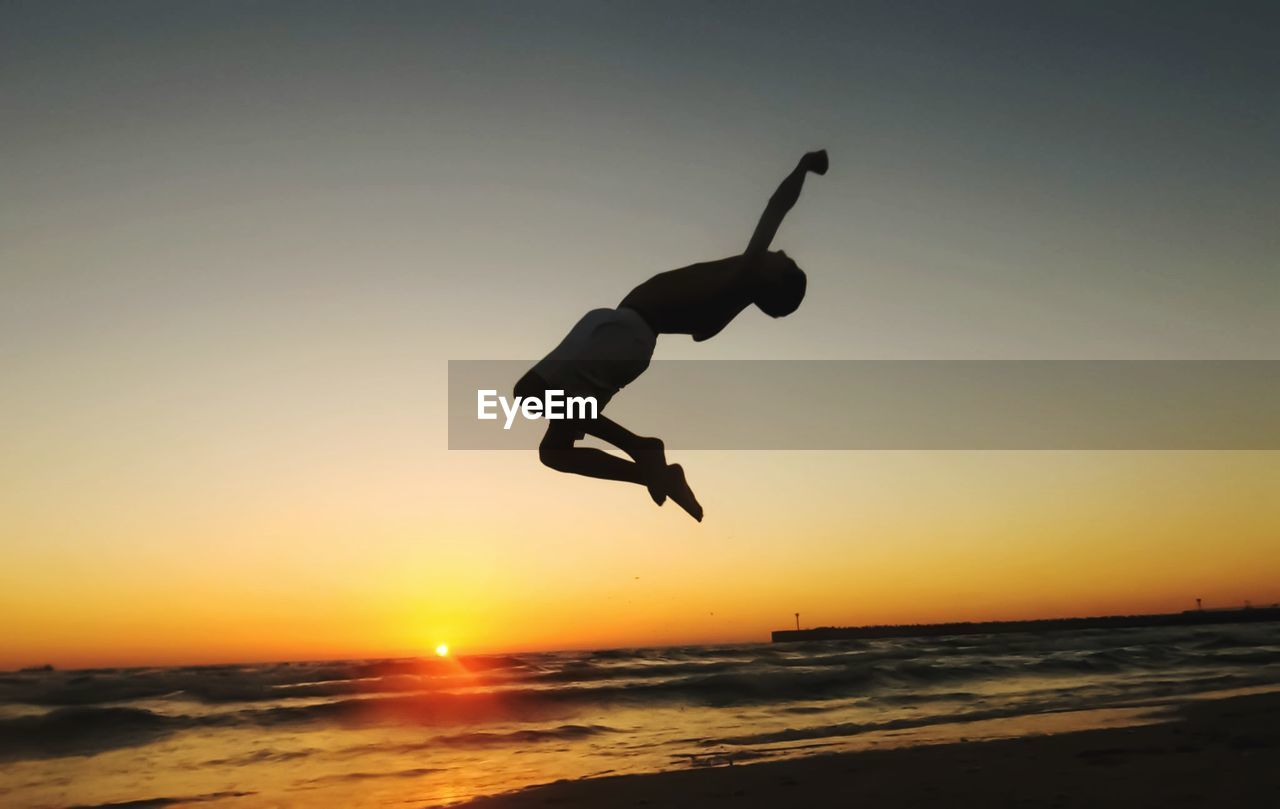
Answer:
[{"left": 794, "top": 613, "right": 800, "bottom": 631}]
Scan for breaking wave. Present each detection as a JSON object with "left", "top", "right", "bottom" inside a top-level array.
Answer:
[{"left": 3, "top": 623, "right": 1279, "bottom": 765}]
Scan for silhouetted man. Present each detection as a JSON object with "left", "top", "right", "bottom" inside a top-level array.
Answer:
[{"left": 515, "top": 150, "right": 828, "bottom": 520}]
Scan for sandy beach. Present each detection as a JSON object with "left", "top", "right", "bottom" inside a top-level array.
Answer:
[{"left": 454, "top": 690, "right": 1280, "bottom": 808}]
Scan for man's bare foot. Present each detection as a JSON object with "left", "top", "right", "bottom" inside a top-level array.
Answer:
[
  {"left": 663, "top": 464, "right": 703, "bottom": 522},
  {"left": 633, "top": 436, "right": 668, "bottom": 505}
]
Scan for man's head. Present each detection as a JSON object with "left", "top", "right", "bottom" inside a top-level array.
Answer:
[{"left": 752, "top": 250, "right": 807, "bottom": 317}]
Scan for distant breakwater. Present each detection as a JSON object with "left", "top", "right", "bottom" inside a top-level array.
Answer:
[{"left": 772, "top": 607, "right": 1280, "bottom": 643}]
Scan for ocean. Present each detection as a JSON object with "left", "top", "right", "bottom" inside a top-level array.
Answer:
[{"left": 3, "top": 623, "right": 1279, "bottom": 807}]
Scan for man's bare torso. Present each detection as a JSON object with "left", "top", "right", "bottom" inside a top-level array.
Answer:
[{"left": 619, "top": 255, "right": 753, "bottom": 342}]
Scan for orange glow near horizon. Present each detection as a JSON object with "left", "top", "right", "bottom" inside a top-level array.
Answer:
[{"left": 3, "top": 449, "right": 1277, "bottom": 671}]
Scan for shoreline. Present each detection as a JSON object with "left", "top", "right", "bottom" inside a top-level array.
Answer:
[{"left": 450, "top": 689, "right": 1280, "bottom": 808}]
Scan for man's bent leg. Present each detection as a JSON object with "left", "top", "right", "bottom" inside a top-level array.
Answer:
[
  {"left": 577, "top": 416, "right": 667, "bottom": 504},
  {"left": 537, "top": 421, "right": 647, "bottom": 485},
  {"left": 536, "top": 420, "right": 701, "bottom": 520}
]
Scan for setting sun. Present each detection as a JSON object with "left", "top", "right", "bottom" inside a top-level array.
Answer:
[{"left": 435, "top": 643, "right": 449, "bottom": 657}]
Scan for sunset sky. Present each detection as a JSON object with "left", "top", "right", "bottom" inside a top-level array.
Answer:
[{"left": 2, "top": 1, "right": 1277, "bottom": 669}]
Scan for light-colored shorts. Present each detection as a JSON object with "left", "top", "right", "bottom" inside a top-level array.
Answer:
[{"left": 528, "top": 307, "right": 657, "bottom": 410}]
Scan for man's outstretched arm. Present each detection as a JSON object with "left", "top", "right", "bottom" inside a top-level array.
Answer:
[{"left": 744, "top": 150, "right": 828, "bottom": 260}]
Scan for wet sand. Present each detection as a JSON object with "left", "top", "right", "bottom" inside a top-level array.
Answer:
[{"left": 453, "top": 690, "right": 1280, "bottom": 808}]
